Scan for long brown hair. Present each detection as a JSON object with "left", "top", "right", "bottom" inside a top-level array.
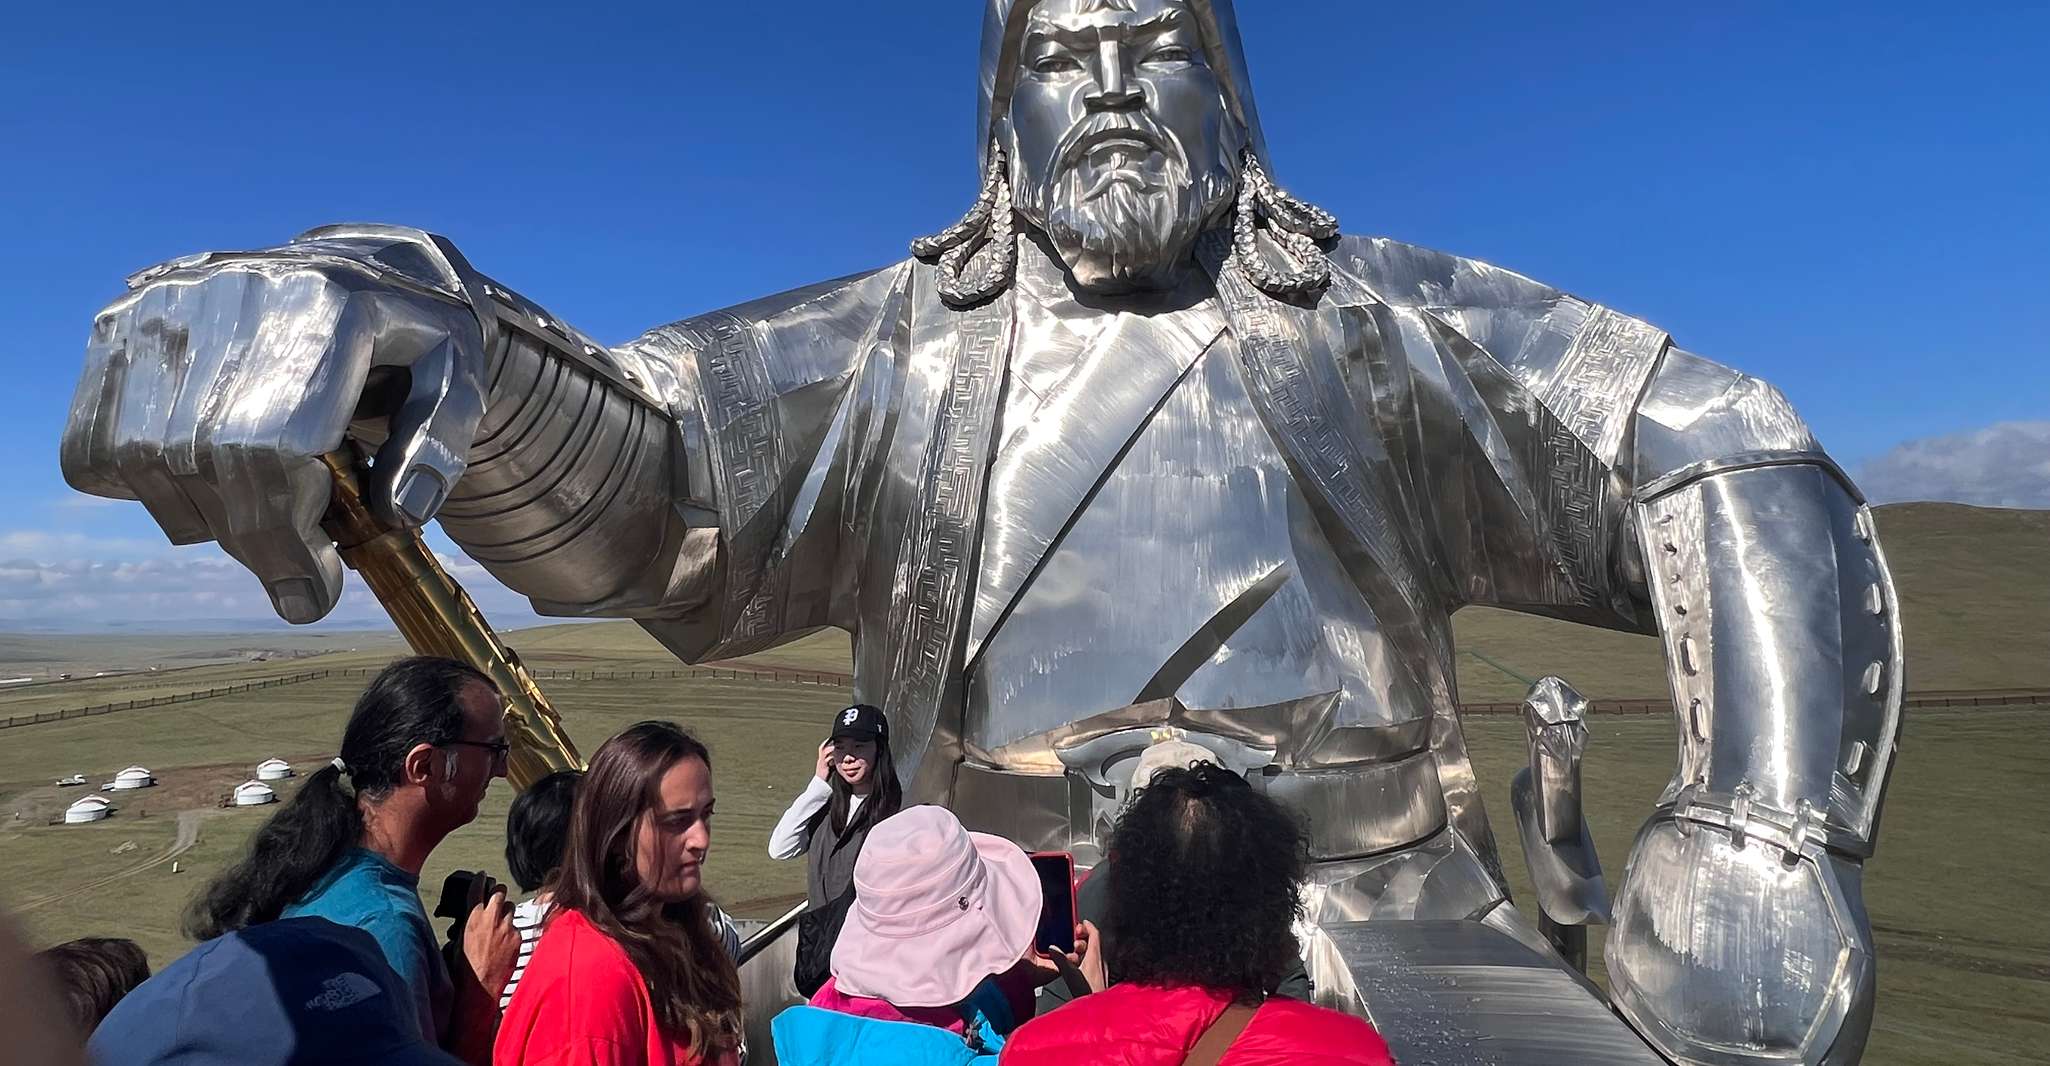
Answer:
[{"left": 552, "top": 722, "right": 741, "bottom": 1054}]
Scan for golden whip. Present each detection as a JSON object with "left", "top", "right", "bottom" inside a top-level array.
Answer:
[{"left": 320, "top": 452, "right": 583, "bottom": 787}]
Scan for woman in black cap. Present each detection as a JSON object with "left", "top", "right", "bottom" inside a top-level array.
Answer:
[{"left": 767, "top": 703, "right": 902, "bottom": 996}]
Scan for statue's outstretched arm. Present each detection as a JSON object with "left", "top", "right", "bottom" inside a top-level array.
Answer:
[
  {"left": 400, "top": 240, "right": 719, "bottom": 621},
  {"left": 63, "top": 222, "right": 895, "bottom": 645},
  {"left": 63, "top": 224, "right": 704, "bottom": 624},
  {"left": 1608, "top": 347, "right": 1902, "bottom": 1066}
]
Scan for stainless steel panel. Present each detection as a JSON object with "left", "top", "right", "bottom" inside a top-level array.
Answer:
[
  {"left": 1328, "top": 919, "right": 1665, "bottom": 1065},
  {"left": 1263, "top": 754, "right": 1447, "bottom": 862},
  {"left": 1609, "top": 821, "right": 1873, "bottom": 1066}
]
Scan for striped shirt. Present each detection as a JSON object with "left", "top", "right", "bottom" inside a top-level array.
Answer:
[{"left": 501, "top": 894, "right": 746, "bottom": 1009}]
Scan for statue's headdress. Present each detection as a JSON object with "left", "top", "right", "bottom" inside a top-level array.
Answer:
[{"left": 916, "top": 0, "right": 1339, "bottom": 305}]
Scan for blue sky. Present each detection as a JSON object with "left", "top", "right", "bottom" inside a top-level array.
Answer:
[{"left": 2, "top": 1, "right": 2044, "bottom": 631}]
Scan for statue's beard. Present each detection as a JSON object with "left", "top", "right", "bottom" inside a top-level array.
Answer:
[{"left": 1026, "top": 119, "right": 1237, "bottom": 293}]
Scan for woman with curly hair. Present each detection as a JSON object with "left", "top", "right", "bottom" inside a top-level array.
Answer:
[
  {"left": 495, "top": 722, "right": 742, "bottom": 1066},
  {"left": 1000, "top": 761, "right": 1394, "bottom": 1065}
]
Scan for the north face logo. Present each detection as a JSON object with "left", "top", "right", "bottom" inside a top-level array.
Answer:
[
  {"left": 842, "top": 708, "right": 859, "bottom": 725},
  {"left": 305, "top": 972, "right": 382, "bottom": 1012}
]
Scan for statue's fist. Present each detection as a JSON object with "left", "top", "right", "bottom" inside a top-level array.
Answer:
[
  {"left": 60, "top": 238, "right": 489, "bottom": 623},
  {"left": 1606, "top": 817, "right": 1875, "bottom": 1066}
]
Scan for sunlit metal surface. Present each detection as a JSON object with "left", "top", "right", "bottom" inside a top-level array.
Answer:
[
  {"left": 58, "top": 1, "right": 1902, "bottom": 1061},
  {"left": 1328, "top": 919, "right": 1665, "bottom": 1065}
]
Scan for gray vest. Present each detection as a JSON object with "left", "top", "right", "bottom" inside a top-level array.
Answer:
[{"left": 803, "top": 808, "right": 869, "bottom": 910}]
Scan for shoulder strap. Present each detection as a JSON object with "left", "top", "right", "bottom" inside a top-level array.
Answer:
[{"left": 1183, "top": 1002, "right": 1259, "bottom": 1066}]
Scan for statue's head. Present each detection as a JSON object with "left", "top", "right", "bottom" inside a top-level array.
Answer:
[
  {"left": 917, "top": 0, "right": 1338, "bottom": 306},
  {"left": 1003, "top": 0, "right": 1243, "bottom": 294}
]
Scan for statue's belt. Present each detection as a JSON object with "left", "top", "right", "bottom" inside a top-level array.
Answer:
[{"left": 950, "top": 745, "right": 1448, "bottom": 863}]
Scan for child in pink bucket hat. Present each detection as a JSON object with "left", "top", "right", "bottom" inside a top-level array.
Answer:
[{"left": 771, "top": 806, "right": 1101, "bottom": 1065}]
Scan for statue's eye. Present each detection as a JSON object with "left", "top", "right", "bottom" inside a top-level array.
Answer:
[
  {"left": 1143, "top": 46, "right": 1193, "bottom": 65},
  {"left": 1032, "top": 53, "right": 1083, "bottom": 74}
]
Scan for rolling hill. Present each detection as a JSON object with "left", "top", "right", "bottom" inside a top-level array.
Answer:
[
  {"left": 487, "top": 501, "right": 2050, "bottom": 701},
  {"left": 2, "top": 503, "right": 2040, "bottom": 703}
]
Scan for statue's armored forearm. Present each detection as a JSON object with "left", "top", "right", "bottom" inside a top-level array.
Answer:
[
  {"left": 422, "top": 276, "right": 717, "bottom": 614},
  {"left": 1632, "top": 453, "right": 1901, "bottom": 857},
  {"left": 1608, "top": 447, "right": 1897, "bottom": 1066},
  {"left": 277, "top": 225, "right": 720, "bottom": 618}
]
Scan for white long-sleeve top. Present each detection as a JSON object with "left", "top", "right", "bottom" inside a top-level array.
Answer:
[{"left": 767, "top": 775, "right": 864, "bottom": 859}]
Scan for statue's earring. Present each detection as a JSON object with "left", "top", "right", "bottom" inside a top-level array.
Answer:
[
  {"left": 1233, "top": 150, "right": 1339, "bottom": 298},
  {"left": 914, "top": 141, "right": 1019, "bottom": 307}
]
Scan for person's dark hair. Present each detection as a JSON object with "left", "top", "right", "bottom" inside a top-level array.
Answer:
[
  {"left": 506, "top": 769, "right": 583, "bottom": 894},
  {"left": 1105, "top": 762, "right": 1310, "bottom": 1003},
  {"left": 805, "top": 709, "right": 903, "bottom": 840},
  {"left": 183, "top": 657, "right": 494, "bottom": 940},
  {"left": 553, "top": 721, "right": 741, "bottom": 1056},
  {"left": 36, "top": 936, "right": 150, "bottom": 1035}
]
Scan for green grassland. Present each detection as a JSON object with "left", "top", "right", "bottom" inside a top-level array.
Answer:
[
  {"left": 8, "top": 503, "right": 2031, "bottom": 719},
  {"left": 4, "top": 680, "right": 2039, "bottom": 1065},
  {"left": 1466, "top": 708, "right": 2049, "bottom": 1065},
  {"left": 0, "top": 672, "right": 845, "bottom": 935},
  {"left": 0, "top": 628, "right": 404, "bottom": 679},
  {"left": 1451, "top": 502, "right": 2050, "bottom": 701},
  {"left": 0, "top": 502, "right": 2043, "bottom": 1063}
]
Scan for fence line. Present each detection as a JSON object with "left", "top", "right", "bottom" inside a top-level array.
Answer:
[
  {"left": 322, "top": 666, "right": 857, "bottom": 687},
  {"left": 0, "top": 664, "right": 857, "bottom": 731},
  {"left": 1457, "top": 689, "right": 2050, "bottom": 716},
  {"left": 6, "top": 666, "right": 2042, "bottom": 732},
  {"left": 0, "top": 670, "right": 336, "bottom": 730}
]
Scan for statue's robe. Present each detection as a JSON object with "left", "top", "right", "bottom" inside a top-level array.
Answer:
[{"left": 604, "top": 230, "right": 1814, "bottom": 888}]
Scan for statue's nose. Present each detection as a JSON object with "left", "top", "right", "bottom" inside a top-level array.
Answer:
[{"left": 1086, "top": 39, "right": 1143, "bottom": 110}]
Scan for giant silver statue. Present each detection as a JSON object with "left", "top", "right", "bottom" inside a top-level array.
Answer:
[{"left": 60, "top": 1, "right": 1902, "bottom": 1062}]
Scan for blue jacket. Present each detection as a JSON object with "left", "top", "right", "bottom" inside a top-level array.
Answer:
[{"left": 771, "top": 1005, "right": 1003, "bottom": 1066}]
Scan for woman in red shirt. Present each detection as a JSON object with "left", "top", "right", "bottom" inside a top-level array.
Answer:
[{"left": 495, "top": 722, "right": 742, "bottom": 1066}]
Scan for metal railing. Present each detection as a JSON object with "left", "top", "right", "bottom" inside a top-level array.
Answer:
[{"left": 736, "top": 901, "right": 808, "bottom": 969}]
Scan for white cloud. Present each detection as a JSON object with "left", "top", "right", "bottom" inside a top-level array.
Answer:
[
  {"left": 0, "top": 536, "right": 549, "bottom": 631},
  {"left": 0, "top": 530, "right": 168, "bottom": 560},
  {"left": 1857, "top": 420, "right": 2050, "bottom": 509},
  {"left": 51, "top": 494, "right": 121, "bottom": 510}
]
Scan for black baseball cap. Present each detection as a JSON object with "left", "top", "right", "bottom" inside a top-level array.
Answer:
[{"left": 829, "top": 703, "right": 888, "bottom": 742}]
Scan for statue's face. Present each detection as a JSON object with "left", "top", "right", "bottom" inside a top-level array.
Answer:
[{"left": 1006, "top": 0, "right": 1243, "bottom": 294}]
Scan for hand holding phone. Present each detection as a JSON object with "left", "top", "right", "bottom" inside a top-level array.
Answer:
[{"left": 1040, "top": 919, "right": 1108, "bottom": 998}]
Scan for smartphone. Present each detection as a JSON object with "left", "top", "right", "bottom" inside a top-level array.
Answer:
[{"left": 1029, "top": 851, "right": 1077, "bottom": 956}]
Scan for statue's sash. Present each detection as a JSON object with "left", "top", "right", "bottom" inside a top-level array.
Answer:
[
  {"left": 1197, "top": 233, "right": 1507, "bottom": 886},
  {"left": 865, "top": 272, "right": 1014, "bottom": 802}
]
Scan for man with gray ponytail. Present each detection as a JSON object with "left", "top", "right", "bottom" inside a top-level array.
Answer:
[{"left": 185, "top": 656, "right": 519, "bottom": 1066}]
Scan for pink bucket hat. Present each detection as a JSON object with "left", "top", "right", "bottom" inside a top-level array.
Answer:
[{"left": 829, "top": 805, "right": 1042, "bottom": 1008}]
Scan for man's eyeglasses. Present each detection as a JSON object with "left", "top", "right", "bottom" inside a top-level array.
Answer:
[{"left": 444, "top": 739, "right": 511, "bottom": 768}]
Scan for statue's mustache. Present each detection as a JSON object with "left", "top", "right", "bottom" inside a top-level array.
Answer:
[{"left": 1055, "top": 113, "right": 1181, "bottom": 175}]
